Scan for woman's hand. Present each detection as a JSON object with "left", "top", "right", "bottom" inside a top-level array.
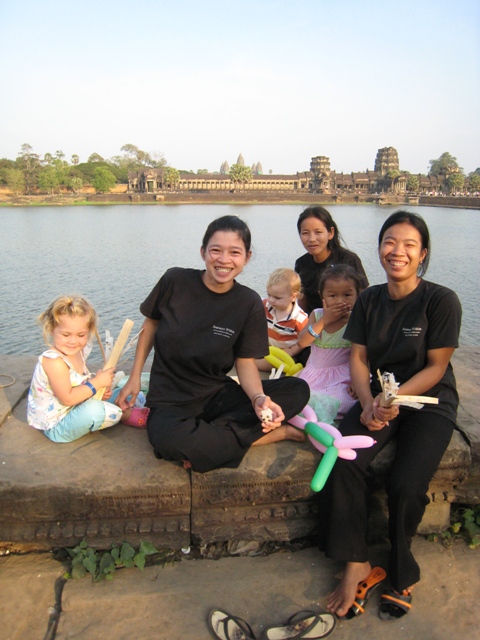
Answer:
[
  {"left": 361, "top": 395, "right": 399, "bottom": 431},
  {"left": 253, "top": 394, "right": 285, "bottom": 433},
  {"left": 116, "top": 375, "right": 141, "bottom": 411}
]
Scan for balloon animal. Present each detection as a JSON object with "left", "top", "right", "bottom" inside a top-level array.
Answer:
[{"left": 289, "top": 404, "right": 376, "bottom": 492}]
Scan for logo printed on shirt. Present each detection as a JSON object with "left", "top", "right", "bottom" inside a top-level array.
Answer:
[
  {"left": 402, "top": 326, "right": 422, "bottom": 338},
  {"left": 213, "top": 325, "right": 235, "bottom": 339}
]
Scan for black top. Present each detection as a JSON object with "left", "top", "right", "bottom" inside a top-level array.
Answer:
[
  {"left": 140, "top": 267, "right": 269, "bottom": 407},
  {"left": 295, "top": 246, "right": 368, "bottom": 314},
  {"left": 344, "top": 280, "right": 462, "bottom": 422}
]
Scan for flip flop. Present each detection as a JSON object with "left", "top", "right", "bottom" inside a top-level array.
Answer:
[
  {"left": 207, "top": 608, "right": 257, "bottom": 640},
  {"left": 345, "top": 566, "right": 387, "bottom": 618},
  {"left": 121, "top": 407, "right": 150, "bottom": 428},
  {"left": 379, "top": 588, "right": 413, "bottom": 620},
  {"left": 262, "top": 610, "right": 336, "bottom": 639}
]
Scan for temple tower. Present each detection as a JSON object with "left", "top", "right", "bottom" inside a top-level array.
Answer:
[{"left": 374, "top": 147, "right": 399, "bottom": 176}]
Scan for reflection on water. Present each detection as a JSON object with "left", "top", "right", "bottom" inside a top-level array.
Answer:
[{"left": 0, "top": 203, "right": 478, "bottom": 360}]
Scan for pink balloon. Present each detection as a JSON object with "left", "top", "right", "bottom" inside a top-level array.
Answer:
[
  {"left": 289, "top": 404, "right": 375, "bottom": 461},
  {"left": 334, "top": 435, "right": 376, "bottom": 450},
  {"left": 337, "top": 448, "right": 358, "bottom": 461},
  {"left": 288, "top": 414, "right": 307, "bottom": 430},
  {"left": 302, "top": 405, "right": 317, "bottom": 422},
  {"left": 317, "top": 421, "right": 342, "bottom": 440}
]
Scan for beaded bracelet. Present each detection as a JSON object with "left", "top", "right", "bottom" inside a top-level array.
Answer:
[{"left": 308, "top": 325, "right": 321, "bottom": 339}]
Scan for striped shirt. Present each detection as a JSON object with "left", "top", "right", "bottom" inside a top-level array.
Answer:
[{"left": 263, "top": 299, "right": 309, "bottom": 348}]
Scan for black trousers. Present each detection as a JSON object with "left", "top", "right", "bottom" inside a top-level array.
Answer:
[
  {"left": 147, "top": 377, "right": 310, "bottom": 473},
  {"left": 318, "top": 402, "right": 454, "bottom": 591}
]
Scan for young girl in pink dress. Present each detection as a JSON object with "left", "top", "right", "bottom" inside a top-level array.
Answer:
[{"left": 297, "top": 264, "right": 365, "bottom": 423}]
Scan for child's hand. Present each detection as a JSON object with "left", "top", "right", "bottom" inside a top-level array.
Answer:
[
  {"left": 102, "top": 387, "right": 113, "bottom": 400},
  {"left": 92, "top": 367, "right": 116, "bottom": 390},
  {"left": 347, "top": 384, "right": 358, "bottom": 399},
  {"left": 322, "top": 298, "right": 352, "bottom": 324}
]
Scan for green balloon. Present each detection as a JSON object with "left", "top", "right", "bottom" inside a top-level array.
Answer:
[
  {"left": 311, "top": 446, "right": 339, "bottom": 492},
  {"left": 305, "top": 421, "right": 334, "bottom": 447}
]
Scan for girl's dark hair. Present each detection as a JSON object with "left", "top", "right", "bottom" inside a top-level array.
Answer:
[
  {"left": 378, "top": 210, "right": 431, "bottom": 276},
  {"left": 202, "top": 215, "right": 252, "bottom": 253},
  {"left": 296, "top": 205, "right": 344, "bottom": 250},
  {"left": 318, "top": 264, "right": 365, "bottom": 297}
]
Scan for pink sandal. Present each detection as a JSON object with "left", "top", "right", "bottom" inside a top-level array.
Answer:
[{"left": 122, "top": 407, "right": 150, "bottom": 428}]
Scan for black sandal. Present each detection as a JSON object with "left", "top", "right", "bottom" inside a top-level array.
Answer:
[
  {"left": 379, "top": 588, "right": 413, "bottom": 620},
  {"left": 262, "top": 609, "right": 336, "bottom": 639},
  {"left": 207, "top": 608, "right": 257, "bottom": 640}
]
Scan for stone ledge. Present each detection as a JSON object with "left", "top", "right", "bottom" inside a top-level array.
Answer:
[{"left": 0, "top": 348, "right": 478, "bottom": 551}]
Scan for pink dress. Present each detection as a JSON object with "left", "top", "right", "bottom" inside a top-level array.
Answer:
[{"left": 298, "top": 309, "right": 355, "bottom": 421}]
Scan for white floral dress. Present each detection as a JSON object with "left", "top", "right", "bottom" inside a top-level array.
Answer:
[{"left": 28, "top": 349, "right": 92, "bottom": 430}]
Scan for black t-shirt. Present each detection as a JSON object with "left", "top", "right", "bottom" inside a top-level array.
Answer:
[
  {"left": 344, "top": 280, "right": 462, "bottom": 422},
  {"left": 140, "top": 268, "right": 269, "bottom": 407},
  {"left": 295, "top": 247, "right": 369, "bottom": 313}
]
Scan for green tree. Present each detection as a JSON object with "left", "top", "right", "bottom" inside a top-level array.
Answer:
[
  {"left": 88, "top": 152, "right": 105, "bottom": 163},
  {"left": 0, "top": 158, "right": 16, "bottom": 184},
  {"left": 229, "top": 163, "right": 252, "bottom": 190},
  {"left": 446, "top": 172, "right": 464, "bottom": 194},
  {"left": 468, "top": 173, "right": 480, "bottom": 191},
  {"left": 5, "top": 168, "right": 25, "bottom": 195},
  {"left": 71, "top": 154, "right": 80, "bottom": 166},
  {"left": 429, "top": 152, "right": 463, "bottom": 177},
  {"left": 52, "top": 157, "right": 70, "bottom": 189},
  {"left": 17, "top": 143, "right": 40, "bottom": 193},
  {"left": 197, "top": 169, "right": 209, "bottom": 174},
  {"left": 92, "top": 167, "right": 116, "bottom": 193},
  {"left": 43, "top": 152, "right": 54, "bottom": 165},
  {"left": 386, "top": 169, "right": 400, "bottom": 193},
  {"left": 69, "top": 176, "right": 83, "bottom": 194},
  {"left": 406, "top": 175, "right": 419, "bottom": 193},
  {"left": 163, "top": 167, "right": 180, "bottom": 190},
  {"left": 37, "top": 165, "right": 60, "bottom": 194}
]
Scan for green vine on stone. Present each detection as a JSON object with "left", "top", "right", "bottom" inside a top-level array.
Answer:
[
  {"left": 64, "top": 539, "right": 159, "bottom": 582},
  {"left": 428, "top": 505, "right": 480, "bottom": 549}
]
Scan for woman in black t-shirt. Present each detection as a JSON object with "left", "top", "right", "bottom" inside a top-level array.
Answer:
[
  {"left": 294, "top": 206, "right": 368, "bottom": 314},
  {"left": 322, "top": 211, "right": 461, "bottom": 621},
  {"left": 116, "top": 215, "right": 309, "bottom": 473}
]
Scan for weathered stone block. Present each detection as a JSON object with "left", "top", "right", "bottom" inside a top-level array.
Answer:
[
  {"left": 0, "top": 404, "right": 190, "bottom": 551},
  {"left": 191, "top": 440, "right": 322, "bottom": 544}
]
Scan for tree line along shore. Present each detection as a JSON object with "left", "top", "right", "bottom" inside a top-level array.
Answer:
[{"left": 1, "top": 144, "right": 479, "bottom": 202}]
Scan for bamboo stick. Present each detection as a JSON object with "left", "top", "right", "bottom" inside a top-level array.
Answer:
[
  {"left": 93, "top": 319, "right": 134, "bottom": 400},
  {"left": 94, "top": 327, "right": 107, "bottom": 366},
  {"left": 391, "top": 395, "right": 439, "bottom": 405},
  {"left": 376, "top": 369, "right": 438, "bottom": 407}
]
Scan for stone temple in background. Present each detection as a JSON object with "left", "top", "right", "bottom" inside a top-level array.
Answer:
[{"left": 128, "top": 147, "right": 445, "bottom": 195}]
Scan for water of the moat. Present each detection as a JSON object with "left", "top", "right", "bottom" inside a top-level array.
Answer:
[{"left": 1, "top": 203, "right": 478, "bottom": 357}]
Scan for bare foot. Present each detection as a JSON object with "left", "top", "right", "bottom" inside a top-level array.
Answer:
[
  {"left": 182, "top": 460, "right": 192, "bottom": 469},
  {"left": 327, "top": 561, "right": 372, "bottom": 617},
  {"left": 252, "top": 425, "right": 306, "bottom": 446}
]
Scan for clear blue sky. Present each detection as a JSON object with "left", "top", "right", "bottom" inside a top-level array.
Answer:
[{"left": 1, "top": 0, "right": 478, "bottom": 175}]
